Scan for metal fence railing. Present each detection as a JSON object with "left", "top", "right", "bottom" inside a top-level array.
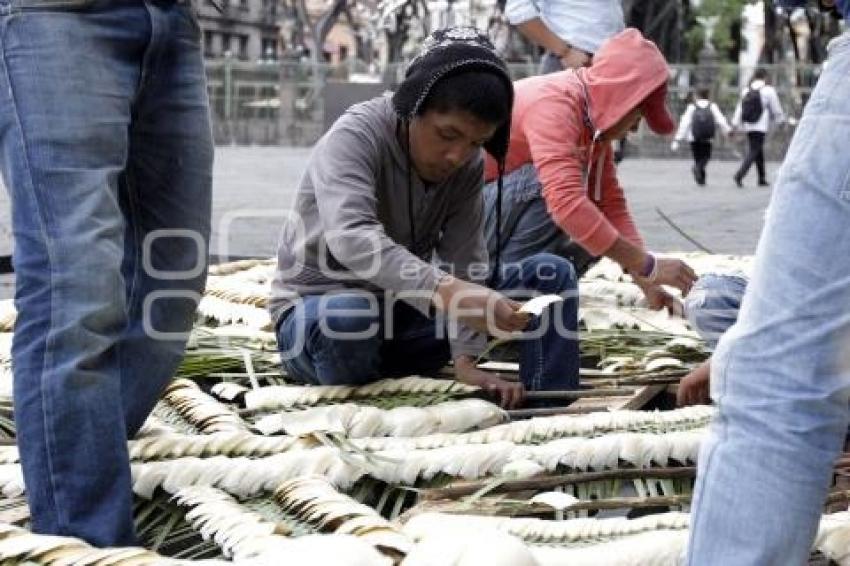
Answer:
[{"left": 206, "top": 59, "right": 823, "bottom": 158}]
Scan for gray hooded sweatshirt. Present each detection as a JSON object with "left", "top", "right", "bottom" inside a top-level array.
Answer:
[{"left": 269, "top": 94, "right": 488, "bottom": 358}]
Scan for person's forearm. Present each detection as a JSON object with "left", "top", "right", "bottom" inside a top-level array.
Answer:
[
  {"left": 516, "top": 19, "right": 570, "bottom": 55},
  {"left": 604, "top": 236, "right": 649, "bottom": 276}
]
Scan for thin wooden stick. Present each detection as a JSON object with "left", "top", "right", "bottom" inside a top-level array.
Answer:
[
  {"left": 405, "top": 494, "right": 693, "bottom": 520},
  {"left": 420, "top": 467, "right": 697, "bottom": 501},
  {"left": 523, "top": 388, "right": 637, "bottom": 400}
]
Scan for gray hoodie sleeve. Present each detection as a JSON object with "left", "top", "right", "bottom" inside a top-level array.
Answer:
[
  {"left": 436, "top": 157, "right": 489, "bottom": 359},
  {"left": 311, "top": 124, "right": 444, "bottom": 316}
]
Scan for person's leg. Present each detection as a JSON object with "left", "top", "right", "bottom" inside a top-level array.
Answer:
[
  {"left": 0, "top": 1, "right": 147, "bottom": 545},
  {"left": 493, "top": 253, "right": 579, "bottom": 391},
  {"left": 700, "top": 141, "right": 712, "bottom": 185},
  {"left": 381, "top": 300, "right": 451, "bottom": 377},
  {"left": 688, "top": 33, "right": 850, "bottom": 565},
  {"left": 689, "top": 142, "right": 701, "bottom": 185},
  {"left": 277, "top": 292, "right": 384, "bottom": 386},
  {"left": 734, "top": 132, "right": 759, "bottom": 184},
  {"left": 682, "top": 273, "right": 748, "bottom": 350},
  {"left": 753, "top": 132, "right": 767, "bottom": 184},
  {"left": 483, "top": 165, "right": 596, "bottom": 278},
  {"left": 117, "top": 1, "right": 212, "bottom": 437}
]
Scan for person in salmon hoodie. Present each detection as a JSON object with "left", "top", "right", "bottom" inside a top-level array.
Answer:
[{"left": 483, "top": 28, "right": 697, "bottom": 310}]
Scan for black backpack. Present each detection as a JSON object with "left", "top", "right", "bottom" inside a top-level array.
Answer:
[
  {"left": 741, "top": 87, "right": 763, "bottom": 123},
  {"left": 691, "top": 105, "right": 716, "bottom": 141}
]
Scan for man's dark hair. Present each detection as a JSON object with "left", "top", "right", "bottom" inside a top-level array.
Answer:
[
  {"left": 751, "top": 68, "right": 769, "bottom": 83},
  {"left": 696, "top": 87, "right": 711, "bottom": 100},
  {"left": 416, "top": 70, "right": 512, "bottom": 127}
]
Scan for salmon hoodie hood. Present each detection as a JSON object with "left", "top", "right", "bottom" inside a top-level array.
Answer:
[{"left": 577, "top": 28, "right": 674, "bottom": 136}]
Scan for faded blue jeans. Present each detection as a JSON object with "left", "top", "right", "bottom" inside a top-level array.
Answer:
[
  {"left": 277, "top": 254, "right": 581, "bottom": 391},
  {"left": 683, "top": 273, "right": 748, "bottom": 350},
  {"left": 483, "top": 164, "right": 597, "bottom": 277},
  {"left": 0, "top": 0, "right": 212, "bottom": 547},
  {"left": 688, "top": 32, "right": 850, "bottom": 565}
]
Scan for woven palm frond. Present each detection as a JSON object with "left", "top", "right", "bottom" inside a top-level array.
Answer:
[
  {"left": 350, "top": 406, "right": 713, "bottom": 450},
  {"left": 0, "top": 304, "right": 15, "bottom": 333},
  {"left": 248, "top": 398, "right": 506, "bottom": 438},
  {"left": 0, "top": 517, "right": 215, "bottom": 565},
  {"left": 135, "top": 489, "right": 223, "bottom": 561},
  {"left": 162, "top": 379, "right": 248, "bottom": 435},
  {"left": 274, "top": 476, "right": 412, "bottom": 557},
  {"left": 129, "top": 431, "right": 308, "bottom": 462},
  {"left": 240, "top": 377, "right": 478, "bottom": 412},
  {"left": 170, "top": 486, "right": 292, "bottom": 559}
]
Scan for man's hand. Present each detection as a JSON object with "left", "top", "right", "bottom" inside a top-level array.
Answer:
[
  {"left": 676, "top": 361, "right": 711, "bottom": 407},
  {"left": 433, "top": 276, "right": 531, "bottom": 337},
  {"left": 559, "top": 47, "right": 591, "bottom": 69},
  {"left": 455, "top": 357, "right": 525, "bottom": 409},
  {"left": 638, "top": 283, "right": 684, "bottom": 316},
  {"left": 635, "top": 257, "right": 697, "bottom": 296}
]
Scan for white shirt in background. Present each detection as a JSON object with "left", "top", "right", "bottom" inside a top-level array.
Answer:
[
  {"left": 731, "top": 79, "right": 786, "bottom": 133},
  {"left": 674, "top": 99, "right": 732, "bottom": 143}
]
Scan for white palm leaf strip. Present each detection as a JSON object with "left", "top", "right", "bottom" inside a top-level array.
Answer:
[
  {"left": 0, "top": 301, "right": 15, "bottom": 333},
  {"left": 129, "top": 448, "right": 366, "bottom": 498},
  {"left": 172, "top": 485, "right": 292, "bottom": 560},
  {"left": 205, "top": 276, "right": 270, "bottom": 308},
  {"left": 404, "top": 511, "right": 690, "bottom": 545},
  {"left": 241, "top": 377, "right": 479, "bottom": 411},
  {"left": 0, "top": 332, "right": 12, "bottom": 398},
  {"left": 0, "top": 446, "right": 17, "bottom": 465},
  {"left": 582, "top": 254, "right": 753, "bottom": 283},
  {"left": 596, "top": 336, "right": 706, "bottom": 374},
  {"left": 351, "top": 406, "right": 714, "bottom": 451},
  {"left": 579, "top": 306, "right": 696, "bottom": 335},
  {"left": 252, "top": 398, "right": 507, "bottom": 437},
  {"left": 579, "top": 280, "right": 647, "bottom": 309},
  {"left": 129, "top": 431, "right": 307, "bottom": 462},
  {"left": 0, "top": 522, "right": 212, "bottom": 565},
  {"left": 135, "top": 411, "right": 184, "bottom": 439},
  {"left": 122, "top": 430, "right": 704, "bottom": 499},
  {"left": 0, "top": 430, "right": 306, "bottom": 466},
  {"left": 404, "top": 511, "right": 850, "bottom": 566},
  {"left": 163, "top": 378, "right": 249, "bottom": 434},
  {"left": 0, "top": 464, "right": 23, "bottom": 498},
  {"left": 274, "top": 476, "right": 412, "bottom": 555}
]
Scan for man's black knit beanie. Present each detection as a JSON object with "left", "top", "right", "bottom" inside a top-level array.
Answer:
[{"left": 392, "top": 26, "right": 514, "bottom": 165}]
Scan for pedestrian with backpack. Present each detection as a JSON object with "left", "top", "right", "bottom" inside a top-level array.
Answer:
[
  {"left": 672, "top": 88, "right": 731, "bottom": 186},
  {"left": 732, "top": 68, "right": 786, "bottom": 187}
]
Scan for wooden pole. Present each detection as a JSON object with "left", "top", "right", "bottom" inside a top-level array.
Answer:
[{"left": 420, "top": 467, "right": 697, "bottom": 501}]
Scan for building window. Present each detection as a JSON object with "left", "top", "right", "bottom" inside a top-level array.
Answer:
[
  {"left": 221, "top": 33, "right": 232, "bottom": 57},
  {"left": 238, "top": 34, "right": 249, "bottom": 60},
  {"left": 204, "top": 30, "right": 216, "bottom": 57},
  {"left": 261, "top": 37, "right": 278, "bottom": 61}
]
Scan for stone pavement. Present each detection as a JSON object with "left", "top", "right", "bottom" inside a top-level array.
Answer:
[{"left": 0, "top": 146, "right": 776, "bottom": 298}]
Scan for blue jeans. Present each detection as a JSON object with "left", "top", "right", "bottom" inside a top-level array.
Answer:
[
  {"left": 0, "top": 0, "right": 212, "bottom": 546},
  {"left": 483, "top": 164, "right": 597, "bottom": 277},
  {"left": 277, "top": 254, "right": 580, "bottom": 391},
  {"left": 683, "top": 273, "right": 748, "bottom": 350},
  {"left": 688, "top": 32, "right": 850, "bottom": 565}
]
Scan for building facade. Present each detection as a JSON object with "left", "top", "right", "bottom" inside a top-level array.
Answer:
[{"left": 197, "top": 0, "right": 281, "bottom": 62}]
